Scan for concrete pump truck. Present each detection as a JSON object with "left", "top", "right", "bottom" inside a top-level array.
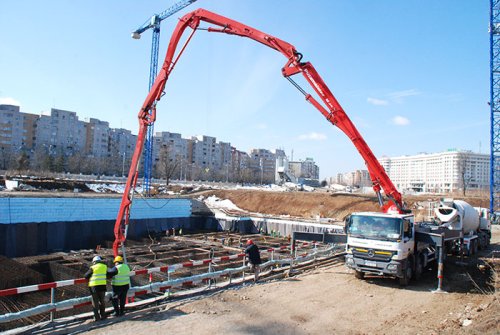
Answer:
[{"left": 112, "top": 8, "right": 491, "bottom": 287}]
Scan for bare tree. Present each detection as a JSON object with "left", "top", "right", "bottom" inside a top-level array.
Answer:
[
  {"left": 0, "top": 147, "right": 19, "bottom": 170},
  {"left": 156, "top": 143, "right": 180, "bottom": 185},
  {"left": 67, "top": 152, "right": 85, "bottom": 174},
  {"left": 16, "top": 151, "right": 30, "bottom": 171},
  {"left": 458, "top": 152, "right": 473, "bottom": 196},
  {"left": 54, "top": 153, "right": 66, "bottom": 173}
]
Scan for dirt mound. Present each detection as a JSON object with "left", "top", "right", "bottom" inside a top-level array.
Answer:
[
  {"left": 196, "top": 190, "right": 490, "bottom": 222},
  {"left": 201, "top": 190, "right": 379, "bottom": 220}
]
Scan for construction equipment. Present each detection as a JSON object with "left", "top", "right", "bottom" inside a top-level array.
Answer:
[
  {"left": 113, "top": 8, "right": 409, "bottom": 257},
  {"left": 435, "top": 199, "right": 491, "bottom": 252},
  {"left": 345, "top": 198, "right": 491, "bottom": 287},
  {"left": 131, "top": 0, "right": 199, "bottom": 195},
  {"left": 490, "top": 0, "right": 500, "bottom": 215}
]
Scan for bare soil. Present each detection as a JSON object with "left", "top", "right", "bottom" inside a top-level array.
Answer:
[
  {"left": 61, "top": 225, "right": 499, "bottom": 335},
  {"left": 201, "top": 189, "right": 490, "bottom": 222}
]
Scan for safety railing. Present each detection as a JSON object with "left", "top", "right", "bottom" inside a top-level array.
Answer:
[
  {"left": 0, "top": 242, "right": 319, "bottom": 298},
  {"left": 0, "top": 243, "right": 340, "bottom": 325}
]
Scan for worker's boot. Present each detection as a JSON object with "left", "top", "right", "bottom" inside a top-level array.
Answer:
[
  {"left": 92, "top": 308, "right": 101, "bottom": 322},
  {"left": 99, "top": 305, "right": 107, "bottom": 320},
  {"left": 111, "top": 297, "right": 119, "bottom": 316}
]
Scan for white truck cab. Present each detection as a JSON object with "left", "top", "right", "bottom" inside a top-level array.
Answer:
[{"left": 344, "top": 212, "right": 419, "bottom": 285}]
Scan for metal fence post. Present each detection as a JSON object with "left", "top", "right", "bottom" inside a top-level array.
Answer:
[
  {"left": 242, "top": 257, "right": 246, "bottom": 283},
  {"left": 208, "top": 261, "right": 212, "bottom": 288},
  {"left": 50, "top": 287, "right": 55, "bottom": 322},
  {"left": 432, "top": 234, "right": 447, "bottom": 294}
]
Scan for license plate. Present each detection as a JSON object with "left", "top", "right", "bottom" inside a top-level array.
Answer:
[{"left": 365, "top": 260, "right": 377, "bottom": 267}]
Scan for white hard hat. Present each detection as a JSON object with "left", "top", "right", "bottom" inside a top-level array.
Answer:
[{"left": 92, "top": 255, "right": 102, "bottom": 263}]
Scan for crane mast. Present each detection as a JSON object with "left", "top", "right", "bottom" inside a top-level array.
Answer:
[
  {"left": 113, "top": 8, "right": 407, "bottom": 257},
  {"left": 490, "top": 0, "right": 500, "bottom": 214},
  {"left": 131, "top": 0, "right": 199, "bottom": 195}
]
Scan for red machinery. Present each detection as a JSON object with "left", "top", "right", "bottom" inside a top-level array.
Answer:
[{"left": 113, "top": 8, "right": 408, "bottom": 256}]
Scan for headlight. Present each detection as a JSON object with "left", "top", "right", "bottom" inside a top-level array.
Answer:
[
  {"left": 387, "top": 264, "right": 397, "bottom": 270},
  {"left": 346, "top": 257, "right": 354, "bottom": 264}
]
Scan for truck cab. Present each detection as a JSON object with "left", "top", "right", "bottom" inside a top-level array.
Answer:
[{"left": 344, "top": 212, "right": 419, "bottom": 285}]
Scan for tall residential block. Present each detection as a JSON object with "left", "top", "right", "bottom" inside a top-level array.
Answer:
[
  {"left": 84, "top": 118, "right": 110, "bottom": 157},
  {"left": 250, "top": 148, "right": 276, "bottom": 183},
  {"left": 0, "top": 104, "right": 38, "bottom": 152},
  {"left": 36, "top": 108, "right": 86, "bottom": 155}
]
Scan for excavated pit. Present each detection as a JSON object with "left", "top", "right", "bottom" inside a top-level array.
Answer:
[{"left": 0, "top": 231, "right": 308, "bottom": 332}]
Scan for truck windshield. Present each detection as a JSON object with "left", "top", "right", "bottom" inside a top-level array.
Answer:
[{"left": 347, "top": 215, "right": 402, "bottom": 241}]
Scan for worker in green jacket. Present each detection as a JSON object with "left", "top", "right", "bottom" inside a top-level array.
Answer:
[
  {"left": 84, "top": 255, "right": 108, "bottom": 321},
  {"left": 108, "top": 255, "right": 131, "bottom": 316}
]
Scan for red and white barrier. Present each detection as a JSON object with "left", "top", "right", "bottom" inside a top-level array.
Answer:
[
  {"left": 0, "top": 243, "right": 322, "bottom": 298},
  {"left": 0, "top": 245, "right": 342, "bottom": 324},
  {"left": 0, "top": 253, "right": 246, "bottom": 297}
]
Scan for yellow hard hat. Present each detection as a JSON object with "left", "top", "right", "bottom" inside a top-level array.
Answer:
[{"left": 114, "top": 256, "right": 123, "bottom": 263}]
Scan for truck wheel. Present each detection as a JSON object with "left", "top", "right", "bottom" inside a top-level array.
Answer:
[
  {"left": 399, "top": 259, "right": 412, "bottom": 286},
  {"left": 472, "top": 239, "right": 478, "bottom": 255},
  {"left": 354, "top": 270, "right": 365, "bottom": 279},
  {"left": 479, "top": 235, "right": 487, "bottom": 250},
  {"left": 414, "top": 256, "right": 423, "bottom": 281}
]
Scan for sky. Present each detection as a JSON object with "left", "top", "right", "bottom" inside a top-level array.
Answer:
[{"left": 0, "top": 1, "right": 490, "bottom": 179}]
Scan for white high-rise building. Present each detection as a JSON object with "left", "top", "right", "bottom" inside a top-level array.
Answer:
[{"left": 378, "top": 150, "right": 489, "bottom": 193}]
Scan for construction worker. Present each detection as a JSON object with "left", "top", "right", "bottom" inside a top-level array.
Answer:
[
  {"left": 108, "top": 255, "right": 131, "bottom": 316},
  {"left": 84, "top": 255, "right": 108, "bottom": 321},
  {"left": 244, "top": 239, "right": 262, "bottom": 282}
]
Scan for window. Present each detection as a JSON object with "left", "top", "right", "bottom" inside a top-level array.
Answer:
[{"left": 403, "top": 219, "right": 412, "bottom": 238}]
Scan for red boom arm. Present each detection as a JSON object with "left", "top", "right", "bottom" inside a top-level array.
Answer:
[{"left": 113, "top": 8, "right": 406, "bottom": 256}]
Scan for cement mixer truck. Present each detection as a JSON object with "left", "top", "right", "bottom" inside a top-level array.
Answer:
[
  {"left": 344, "top": 198, "right": 491, "bottom": 286},
  {"left": 434, "top": 199, "right": 491, "bottom": 255}
]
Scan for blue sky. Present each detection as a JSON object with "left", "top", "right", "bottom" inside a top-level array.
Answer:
[{"left": 0, "top": 1, "right": 490, "bottom": 179}]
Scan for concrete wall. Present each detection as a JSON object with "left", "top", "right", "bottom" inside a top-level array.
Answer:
[
  {"left": 0, "top": 198, "right": 191, "bottom": 224},
  {"left": 0, "top": 197, "right": 198, "bottom": 257}
]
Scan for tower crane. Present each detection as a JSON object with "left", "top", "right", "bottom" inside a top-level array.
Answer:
[
  {"left": 131, "top": 0, "right": 199, "bottom": 195},
  {"left": 490, "top": 0, "right": 500, "bottom": 214}
]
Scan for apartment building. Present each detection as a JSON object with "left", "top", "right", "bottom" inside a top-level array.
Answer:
[
  {"left": 250, "top": 148, "right": 276, "bottom": 183},
  {"left": 335, "top": 170, "right": 372, "bottom": 187},
  {"left": 231, "top": 148, "right": 250, "bottom": 176},
  {"left": 0, "top": 105, "right": 38, "bottom": 152},
  {"left": 109, "top": 128, "right": 136, "bottom": 158},
  {"left": 378, "top": 150, "right": 489, "bottom": 193},
  {"left": 154, "top": 132, "right": 188, "bottom": 162},
  {"left": 1, "top": 104, "right": 320, "bottom": 182},
  {"left": 289, "top": 158, "right": 320, "bottom": 180},
  {"left": 36, "top": 109, "right": 86, "bottom": 155},
  {"left": 85, "top": 118, "right": 110, "bottom": 157},
  {"left": 191, "top": 135, "right": 217, "bottom": 168}
]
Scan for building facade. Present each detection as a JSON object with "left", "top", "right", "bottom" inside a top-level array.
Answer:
[
  {"left": 0, "top": 104, "right": 321, "bottom": 183},
  {"left": 289, "top": 158, "right": 320, "bottom": 181},
  {"left": 85, "top": 118, "right": 110, "bottom": 158},
  {"left": 250, "top": 148, "right": 276, "bottom": 184},
  {"left": 36, "top": 109, "right": 86, "bottom": 156},
  {"left": 378, "top": 150, "right": 489, "bottom": 193},
  {"left": 335, "top": 170, "right": 372, "bottom": 187}
]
